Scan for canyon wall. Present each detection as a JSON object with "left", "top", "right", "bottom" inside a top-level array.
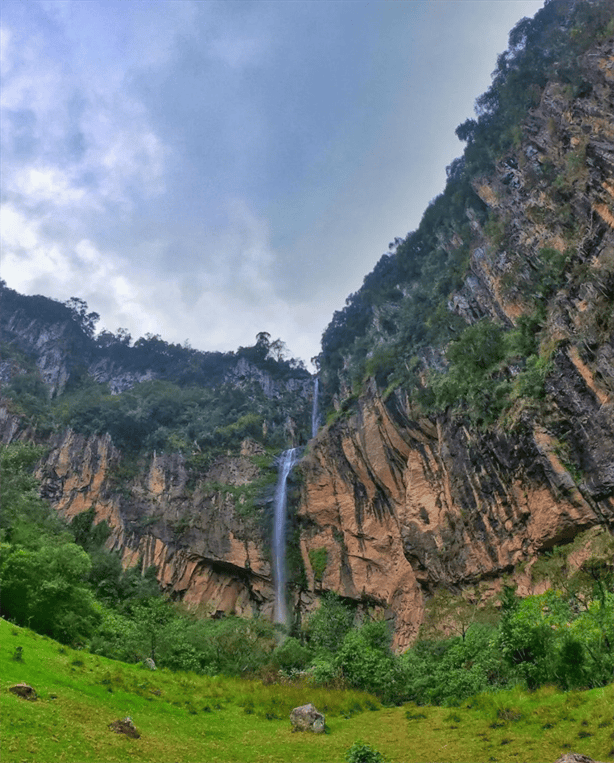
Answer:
[
  {"left": 298, "top": 36, "right": 614, "bottom": 649},
  {"left": 0, "top": 406, "right": 278, "bottom": 619}
]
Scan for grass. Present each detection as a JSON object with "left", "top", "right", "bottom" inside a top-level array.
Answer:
[{"left": 2, "top": 618, "right": 613, "bottom": 763}]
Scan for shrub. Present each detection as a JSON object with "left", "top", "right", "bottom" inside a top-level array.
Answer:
[
  {"left": 345, "top": 739, "right": 386, "bottom": 763},
  {"left": 272, "top": 637, "right": 313, "bottom": 673}
]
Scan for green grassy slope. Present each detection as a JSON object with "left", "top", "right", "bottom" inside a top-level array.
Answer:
[{"left": 1, "top": 618, "right": 612, "bottom": 763}]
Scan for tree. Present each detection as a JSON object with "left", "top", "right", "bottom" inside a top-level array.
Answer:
[
  {"left": 130, "top": 597, "right": 174, "bottom": 661},
  {"left": 306, "top": 592, "right": 355, "bottom": 653},
  {"left": 64, "top": 297, "right": 100, "bottom": 338},
  {"left": 0, "top": 542, "right": 100, "bottom": 643}
]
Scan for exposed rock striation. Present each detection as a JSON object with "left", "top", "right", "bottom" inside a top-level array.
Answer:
[
  {"left": 1, "top": 18, "right": 613, "bottom": 646},
  {"left": 298, "top": 372, "right": 613, "bottom": 649},
  {"left": 0, "top": 408, "right": 278, "bottom": 619},
  {"left": 297, "top": 35, "right": 614, "bottom": 649}
]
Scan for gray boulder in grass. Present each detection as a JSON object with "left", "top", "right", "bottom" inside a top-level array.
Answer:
[
  {"left": 554, "top": 756, "right": 607, "bottom": 763},
  {"left": 290, "top": 703, "right": 326, "bottom": 733}
]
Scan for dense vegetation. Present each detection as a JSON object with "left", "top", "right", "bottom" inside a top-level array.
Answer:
[
  {"left": 1, "top": 279, "right": 314, "bottom": 461},
  {"left": 2, "top": 442, "right": 612, "bottom": 712},
  {"left": 317, "top": 0, "right": 614, "bottom": 422}
]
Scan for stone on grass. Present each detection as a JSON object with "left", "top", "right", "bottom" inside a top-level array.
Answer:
[
  {"left": 9, "top": 683, "right": 37, "bottom": 701},
  {"left": 290, "top": 703, "right": 326, "bottom": 733},
  {"left": 554, "top": 755, "right": 606, "bottom": 763},
  {"left": 109, "top": 717, "right": 140, "bottom": 739},
  {"left": 142, "top": 657, "right": 156, "bottom": 670}
]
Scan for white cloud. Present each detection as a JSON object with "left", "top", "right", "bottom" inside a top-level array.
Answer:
[
  {"left": 13, "top": 166, "right": 86, "bottom": 207},
  {"left": 1, "top": 0, "right": 546, "bottom": 370}
]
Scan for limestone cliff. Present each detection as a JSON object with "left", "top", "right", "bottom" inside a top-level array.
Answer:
[
  {"left": 298, "top": 373, "right": 613, "bottom": 650},
  {"left": 0, "top": 406, "right": 280, "bottom": 618},
  {"left": 298, "top": 32, "right": 614, "bottom": 649}
]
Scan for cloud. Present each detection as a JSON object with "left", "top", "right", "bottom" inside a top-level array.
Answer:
[{"left": 1, "top": 0, "right": 545, "bottom": 370}]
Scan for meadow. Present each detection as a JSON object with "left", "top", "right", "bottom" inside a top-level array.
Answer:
[{"left": 2, "top": 618, "right": 612, "bottom": 763}]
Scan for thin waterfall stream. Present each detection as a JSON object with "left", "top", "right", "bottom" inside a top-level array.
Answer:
[
  {"left": 273, "top": 447, "right": 299, "bottom": 625},
  {"left": 311, "top": 377, "right": 320, "bottom": 438},
  {"left": 272, "top": 377, "right": 321, "bottom": 625}
]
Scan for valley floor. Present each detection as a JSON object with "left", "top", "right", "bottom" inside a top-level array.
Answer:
[{"left": 1, "top": 618, "right": 612, "bottom": 763}]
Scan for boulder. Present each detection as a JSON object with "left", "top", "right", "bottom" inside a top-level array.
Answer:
[
  {"left": 290, "top": 703, "right": 326, "bottom": 733},
  {"left": 109, "top": 717, "right": 140, "bottom": 739},
  {"left": 9, "top": 683, "right": 37, "bottom": 701},
  {"left": 554, "top": 755, "right": 607, "bottom": 763},
  {"left": 142, "top": 658, "right": 156, "bottom": 671}
]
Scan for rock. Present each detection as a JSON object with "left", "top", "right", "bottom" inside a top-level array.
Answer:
[
  {"left": 290, "top": 703, "right": 326, "bottom": 733},
  {"left": 109, "top": 717, "right": 140, "bottom": 739},
  {"left": 142, "top": 657, "right": 156, "bottom": 671},
  {"left": 8, "top": 683, "right": 37, "bottom": 701},
  {"left": 553, "top": 755, "right": 607, "bottom": 763}
]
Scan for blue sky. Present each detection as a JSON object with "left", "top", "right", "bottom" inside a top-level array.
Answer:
[{"left": 1, "top": 0, "right": 543, "bottom": 366}]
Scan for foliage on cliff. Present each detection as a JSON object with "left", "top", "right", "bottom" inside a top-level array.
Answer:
[
  {"left": 317, "top": 0, "right": 614, "bottom": 421},
  {"left": 1, "top": 281, "right": 314, "bottom": 456}
]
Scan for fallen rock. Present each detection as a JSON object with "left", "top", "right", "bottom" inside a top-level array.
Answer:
[
  {"left": 9, "top": 683, "right": 37, "bottom": 701},
  {"left": 109, "top": 717, "right": 140, "bottom": 739},
  {"left": 290, "top": 703, "right": 326, "bottom": 733}
]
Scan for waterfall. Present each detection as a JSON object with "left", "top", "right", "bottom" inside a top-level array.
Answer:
[
  {"left": 273, "top": 447, "right": 299, "bottom": 625},
  {"left": 311, "top": 377, "right": 320, "bottom": 438}
]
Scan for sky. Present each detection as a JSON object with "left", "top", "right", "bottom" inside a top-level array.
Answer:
[{"left": 1, "top": 0, "right": 544, "bottom": 367}]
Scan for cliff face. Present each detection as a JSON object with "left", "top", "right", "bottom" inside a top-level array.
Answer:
[
  {"left": 298, "top": 373, "right": 613, "bottom": 650},
  {"left": 297, "top": 36, "right": 614, "bottom": 649},
  {"left": 0, "top": 407, "right": 278, "bottom": 618},
  {"left": 0, "top": 284, "right": 312, "bottom": 402}
]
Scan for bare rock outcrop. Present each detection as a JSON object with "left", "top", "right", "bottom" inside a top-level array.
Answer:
[{"left": 296, "top": 34, "right": 614, "bottom": 650}]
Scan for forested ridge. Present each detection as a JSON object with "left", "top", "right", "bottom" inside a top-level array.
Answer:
[
  {"left": 318, "top": 0, "right": 614, "bottom": 425},
  {"left": 1, "top": 280, "right": 313, "bottom": 461}
]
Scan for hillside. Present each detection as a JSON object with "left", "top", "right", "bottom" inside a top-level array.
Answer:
[{"left": 298, "top": 0, "right": 614, "bottom": 648}]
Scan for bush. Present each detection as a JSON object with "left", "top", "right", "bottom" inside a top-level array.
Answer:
[
  {"left": 345, "top": 740, "right": 386, "bottom": 763},
  {"left": 306, "top": 592, "right": 355, "bottom": 653},
  {"left": 272, "top": 637, "right": 313, "bottom": 673}
]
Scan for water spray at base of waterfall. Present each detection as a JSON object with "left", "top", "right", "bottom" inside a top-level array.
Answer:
[{"left": 273, "top": 447, "right": 299, "bottom": 626}]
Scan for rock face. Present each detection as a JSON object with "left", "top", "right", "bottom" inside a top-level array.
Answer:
[
  {"left": 297, "top": 36, "right": 614, "bottom": 649},
  {"left": 0, "top": 283, "right": 312, "bottom": 402},
  {"left": 298, "top": 375, "right": 613, "bottom": 650},
  {"left": 0, "top": 408, "right": 279, "bottom": 620}
]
